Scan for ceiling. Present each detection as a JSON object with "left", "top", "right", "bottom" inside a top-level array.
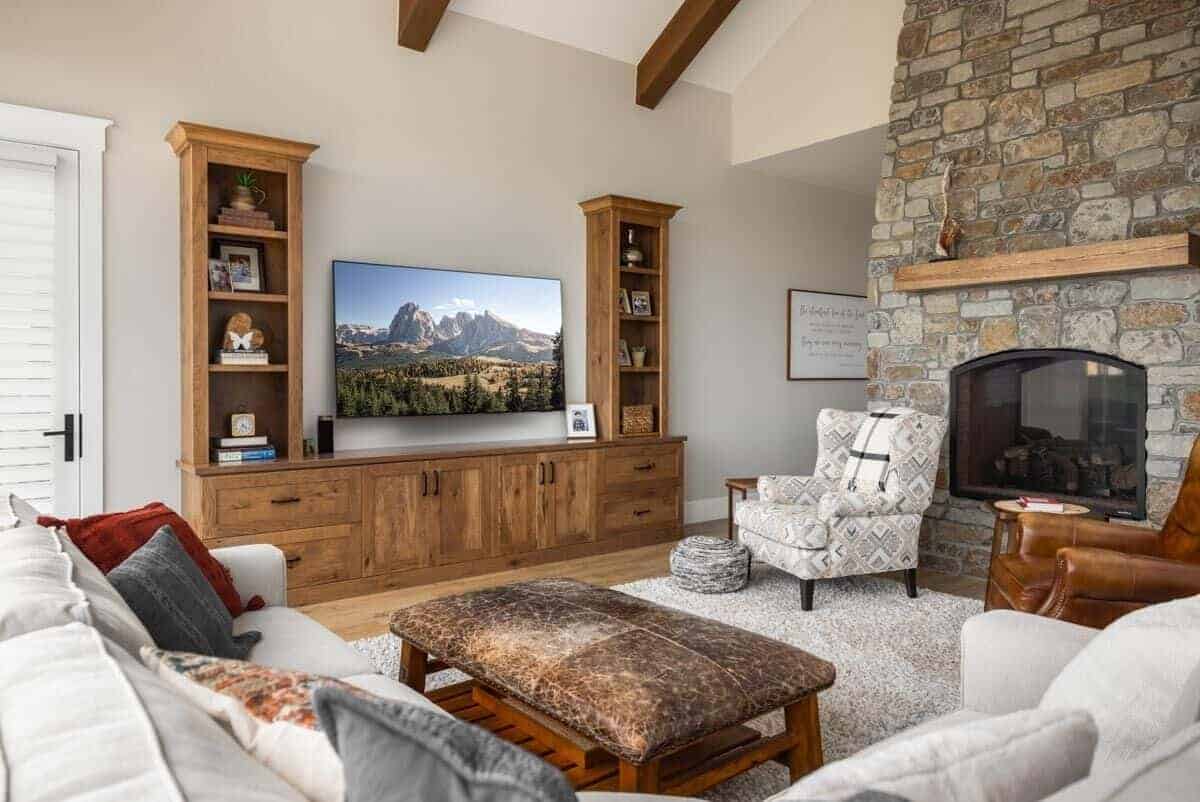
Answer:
[
  {"left": 448, "top": 0, "right": 817, "bottom": 94},
  {"left": 741, "top": 125, "right": 888, "bottom": 198}
]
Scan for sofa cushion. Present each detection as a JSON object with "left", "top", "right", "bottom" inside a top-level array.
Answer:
[
  {"left": 57, "top": 528, "right": 155, "bottom": 656},
  {"left": 1043, "top": 722, "right": 1200, "bottom": 802},
  {"left": 770, "top": 708, "right": 1097, "bottom": 802},
  {"left": 235, "top": 606, "right": 376, "bottom": 677},
  {"left": 858, "top": 709, "right": 989, "bottom": 757},
  {"left": 110, "top": 526, "right": 261, "bottom": 659},
  {"left": 1166, "top": 661, "right": 1200, "bottom": 733},
  {"left": 1041, "top": 593, "right": 1200, "bottom": 763},
  {"left": 0, "top": 525, "right": 89, "bottom": 641},
  {"left": 314, "top": 684, "right": 578, "bottom": 802},
  {"left": 734, "top": 500, "right": 828, "bottom": 549},
  {"left": 342, "top": 672, "right": 448, "bottom": 716},
  {"left": 41, "top": 501, "right": 261, "bottom": 617},
  {"left": 7, "top": 493, "right": 39, "bottom": 527},
  {"left": 0, "top": 623, "right": 305, "bottom": 802}
]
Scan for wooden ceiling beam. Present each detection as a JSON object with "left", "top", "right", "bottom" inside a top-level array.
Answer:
[
  {"left": 636, "top": 0, "right": 741, "bottom": 109},
  {"left": 397, "top": 0, "right": 451, "bottom": 52}
]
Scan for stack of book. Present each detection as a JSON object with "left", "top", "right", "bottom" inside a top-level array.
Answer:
[
  {"left": 216, "top": 349, "right": 269, "bottom": 366},
  {"left": 1018, "top": 496, "right": 1065, "bottom": 513},
  {"left": 216, "top": 206, "right": 276, "bottom": 230},
  {"left": 211, "top": 435, "right": 276, "bottom": 464}
]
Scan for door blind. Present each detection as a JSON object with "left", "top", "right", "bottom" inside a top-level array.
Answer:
[{"left": 0, "top": 145, "right": 56, "bottom": 522}]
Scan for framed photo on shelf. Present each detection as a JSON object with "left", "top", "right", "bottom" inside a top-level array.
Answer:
[
  {"left": 617, "top": 288, "right": 632, "bottom": 315},
  {"left": 617, "top": 338, "right": 633, "bottom": 367},
  {"left": 207, "top": 259, "right": 232, "bottom": 292},
  {"left": 787, "top": 288, "right": 868, "bottom": 381},
  {"left": 214, "top": 239, "right": 265, "bottom": 292},
  {"left": 630, "top": 290, "right": 653, "bottom": 317},
  {"left": 565, "top": 403, "right": 597, "bottom": 439}
]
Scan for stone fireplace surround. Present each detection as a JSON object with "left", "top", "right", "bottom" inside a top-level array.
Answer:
[{"left": 870, "top": 0, "right": 1200, "bottom": 578}]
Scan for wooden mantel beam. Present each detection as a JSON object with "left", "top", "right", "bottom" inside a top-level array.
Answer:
[
  {"left": 636, "top": 0, "right": 741, "bottom": 109},
  {"left": 397, "top": 0, "right": 451, "bottom": 52}
]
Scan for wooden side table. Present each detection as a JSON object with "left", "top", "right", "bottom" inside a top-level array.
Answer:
[
  {"left": 986, "top": 499, "right": 1089, "bottom": 609},
  {"left": 725, "top": 477, "right": 758, "bottom": 539}
]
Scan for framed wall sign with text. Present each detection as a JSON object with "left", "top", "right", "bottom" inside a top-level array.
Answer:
[{"left": 787, "top": 289, "right": 868, "bottom": 381}]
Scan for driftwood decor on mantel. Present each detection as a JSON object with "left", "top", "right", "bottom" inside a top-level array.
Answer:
[{"left": 894, "top": 233, "right": 1200, "bottom": 293}]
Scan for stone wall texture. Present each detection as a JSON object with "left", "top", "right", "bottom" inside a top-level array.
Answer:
[{"left": 871, "top": 0, "right": 1200, "bottom": 577}]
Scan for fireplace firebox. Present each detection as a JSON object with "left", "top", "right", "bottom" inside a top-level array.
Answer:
[{"left": 949, "top": 349, "right": 1147, "bottom": 519}]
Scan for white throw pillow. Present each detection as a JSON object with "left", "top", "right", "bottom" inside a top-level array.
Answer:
[
  {"left": 7, "top": 492, "right": 40, "bottom": 527},
  {"left": 770, "top": 708, "right": 1097, "bottom": 802},
  {"left": 1040, "top": 594, "right": 1200, "bottom": 762},
  {"left": 0, "top": 525, "right": 89, "bottom": 641},
  {"left": 56, "top": 530, "right": 155, "bottom": 656}
]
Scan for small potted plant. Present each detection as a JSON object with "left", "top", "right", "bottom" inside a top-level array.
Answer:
[
  {"left": 231, "top": 171, "right": 266, "bottom": 211},
  {"left": 630, "top": 345, "right": 648, "bottom": 368}
]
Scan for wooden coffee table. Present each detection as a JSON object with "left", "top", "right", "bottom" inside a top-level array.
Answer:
[{"left": 391, "top": 578, "right": 835, "bottom": 796}]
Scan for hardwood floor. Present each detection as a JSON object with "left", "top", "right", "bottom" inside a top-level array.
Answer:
[{"left": 301, "top": 519, "right": 988, "bottom": 641}]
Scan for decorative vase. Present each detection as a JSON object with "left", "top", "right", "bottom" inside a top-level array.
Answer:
[
  {"left": 621, "top": 228, "right": 644, "bottom": 266},
  {"left": 231, "top": 184, "right": 266, "bottom": 211},
  {"left": 631, "top": 347, "right": 647, "bottom": 368}
]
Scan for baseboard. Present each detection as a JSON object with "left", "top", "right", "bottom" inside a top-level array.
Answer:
[{"left": 685, "top": 495, "right": 726, "bottom": 525}]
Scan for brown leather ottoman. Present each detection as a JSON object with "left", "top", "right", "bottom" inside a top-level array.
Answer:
[{"left": 390, "top": 578, "right": 836, "bottom": 796}]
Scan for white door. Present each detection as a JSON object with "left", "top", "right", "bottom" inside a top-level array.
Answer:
[{"left": 0, "top": 139, "right": 82, "bottom": 520}]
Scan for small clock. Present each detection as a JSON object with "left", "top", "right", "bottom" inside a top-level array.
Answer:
[{"left": 230, "top": 412, "right": 256, "bottom": 438}]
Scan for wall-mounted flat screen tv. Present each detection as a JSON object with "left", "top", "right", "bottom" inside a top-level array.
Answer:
[{"left": 333, "top": 261, "right": 564, "bottom": 418}]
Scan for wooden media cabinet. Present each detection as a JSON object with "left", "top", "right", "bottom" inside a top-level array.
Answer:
[{"left": 180, "top": 437, "right": 685, "bottom": 605}]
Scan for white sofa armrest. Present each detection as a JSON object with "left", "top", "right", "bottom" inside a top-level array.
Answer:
[
  {"left": 960, "top": 610, "right": 1098, "bottom": 715},
  {"left": 212, "top": 544, "right": 288, "bottom": 608}
]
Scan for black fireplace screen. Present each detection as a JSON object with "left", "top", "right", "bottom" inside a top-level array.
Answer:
[{"left": 950, "top": 349, "right": 1146, "bottom": 519}]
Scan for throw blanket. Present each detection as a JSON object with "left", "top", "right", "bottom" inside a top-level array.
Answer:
[{"left": 841, "top": 408, "right": 907, "bottom": 492}]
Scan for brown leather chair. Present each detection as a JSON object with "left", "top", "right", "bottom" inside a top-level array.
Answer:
[{"left": 986, "top": 435, "right": 1200, "bottom": 629}]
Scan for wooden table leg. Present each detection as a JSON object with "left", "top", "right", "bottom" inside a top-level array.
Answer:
[
  {"left": 618, "top": 759, "right": 661, "bottom": 793},
  {"left": 400, "top": 641, "right": 428, "bottom": 693},
  {"left": 784, "top": 695, "right": 823, "bottom": 782}
]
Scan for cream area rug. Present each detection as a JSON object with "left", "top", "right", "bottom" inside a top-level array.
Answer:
[{"left": 351, "top": 565, "right": 983, "bottom": 801}]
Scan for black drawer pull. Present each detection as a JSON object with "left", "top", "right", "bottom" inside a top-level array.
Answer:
[
  {"left": 633, "top": 509, "right": 652, "bottom": 516},
  {"left": 271, "top": 496, "right": 302, "bottom": 505},
  {"left": 285, "top": 555, "right": 302, "bottom": 566},
  {"left": 634, "top": 463, "right": 655, "bottom": 471}
]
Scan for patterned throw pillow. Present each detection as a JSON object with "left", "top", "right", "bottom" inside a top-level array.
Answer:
[
  {"left": 840, "top": 408, "right": 913, "bottom": 493},
  {"left": 40, "top": 502, "right": 261, "bottom": 617},
  {"left": 140, "top": 648, "right": 366, "bottom": 802}
]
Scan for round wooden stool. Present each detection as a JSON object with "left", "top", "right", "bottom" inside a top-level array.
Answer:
[{"left": 988, "top": 499, "right": 1090, "bottom": 566}]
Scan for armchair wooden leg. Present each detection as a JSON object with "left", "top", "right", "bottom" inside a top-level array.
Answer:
[
  {"left": 905, "top": 568, "right": 918, "bottom": 599},
  {"left": 801, "top": 580, "right": 814, "bottom": 611}
]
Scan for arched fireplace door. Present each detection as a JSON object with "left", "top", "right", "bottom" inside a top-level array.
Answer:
[{"left": 949, "top": 349, "right": 1147, "bottom": 519}]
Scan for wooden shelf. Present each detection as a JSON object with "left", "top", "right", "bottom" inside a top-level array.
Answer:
[
  {"left": 620, "top": 366, "right": 660, "bottom": 373},
  {"left": 895, "top": 233, "right": 1200, "bottom": 292},
  {"left": 208, "top": 291, "right": 289, "bottom": 304},
  {"left": 209, "top": 364, "right": 288, "bottom": 373},
  {"left": 620, "top": 314, "right": 661, "bottom": 323},
  {"left": 208, "top": 223, "right": 289, "bottom": 240},
  {"left": 619, "top": 266, "right": 661, "bottom": 276},
  {"left": 618, "top": 431, "right": 662, "bottom": 439}
]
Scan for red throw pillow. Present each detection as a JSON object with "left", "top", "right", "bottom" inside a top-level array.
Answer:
[{"left": 38, "top": 502, "right": 263, "bottom": 617}]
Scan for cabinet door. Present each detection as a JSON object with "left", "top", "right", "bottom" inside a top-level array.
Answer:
[
  {"left": 495, "top": 454, "right": 540, "bottom": 556},
  {"left": 540, "top": 450, "right": 596, "bottom": 548},
  {"left": 362, "top": 463, "right": 431, "bottom": 575},
  {"left": 431, "top": 456, "right": 490, "bottom": 565}
]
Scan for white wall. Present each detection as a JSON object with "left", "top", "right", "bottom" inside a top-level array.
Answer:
[
  {"left": 732, "top": 0, "right": 905, "bottom": 165},
  {"left": 0, "top": 0, "right": 871, "bottom": 516}
]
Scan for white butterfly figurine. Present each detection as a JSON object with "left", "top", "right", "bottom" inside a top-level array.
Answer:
[{"left": 229, "top": 331, "right": 255, "bottom": 351}]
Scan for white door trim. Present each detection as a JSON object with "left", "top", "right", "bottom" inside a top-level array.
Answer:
[{"left": 0, "top": 102, "right": 111, "bottom": 514}]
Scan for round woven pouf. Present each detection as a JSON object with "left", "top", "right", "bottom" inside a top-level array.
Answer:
[{"left": 669, "top": 535, "right": 750, "bottom": 594}]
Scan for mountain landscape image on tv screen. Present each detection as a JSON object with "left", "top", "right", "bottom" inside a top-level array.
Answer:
[{"left": 333, "top": 261, "right": 564, "bottom": 417}]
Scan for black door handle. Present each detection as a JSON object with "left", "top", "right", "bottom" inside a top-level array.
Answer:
[
  {"left": 43, "top": 413, "right": 74, "bottom": 462},
  {"left": 538, "top": 462, "right": 545, "bottom": 485},
  {"left": 421, "top": 471, "right": 428, "bottom": 497},
  {"left": 433, "top": 470, "right": 440, "bottom": 496},
  {"left": 548, "top": 462, "right": 555, "bottom": 484}
]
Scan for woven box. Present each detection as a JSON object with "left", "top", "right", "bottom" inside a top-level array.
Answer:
[{"left": 621, "top": 404, "right": 654, "bottom": 435}]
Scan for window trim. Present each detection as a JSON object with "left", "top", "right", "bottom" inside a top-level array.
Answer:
[{"left": 0, "top": 102, "right": 111, "bottom": 515}]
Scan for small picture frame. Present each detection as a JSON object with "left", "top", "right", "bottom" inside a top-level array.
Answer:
[
  {"left": 208, "top": 259, "right": 232, "bottom": 292},
  {"left": 617, "top": 339, "right": 633, "bottom": 367},
  {"left": 215, "top": 240, "right": 265, "bottom": 293},
  {"left": 630, "top": 290, "right": 653, "bottom": 317},
  {"left": 565, "top": 403, "right": 597, "bottom": 439},
  {"left": 617, "top": 288, "right": 632, "bottom": 316}
]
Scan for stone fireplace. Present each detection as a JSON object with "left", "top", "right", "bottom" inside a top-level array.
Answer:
[
  {"left": 949, "top": 347, "right": 1147, "bottom": 518},
  {"left": 868, "top": 0, "right": 1200, "bottom": 577}
]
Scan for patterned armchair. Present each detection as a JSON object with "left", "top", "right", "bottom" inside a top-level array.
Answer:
[{"left": 733, "top": 408, "right": 947, "bottom": 610}]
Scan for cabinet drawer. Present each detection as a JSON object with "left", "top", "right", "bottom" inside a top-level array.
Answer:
[
  {"left": 208, "top": 524, "right": 362, "bottom": 590},
  {"left": 603, "top": 445, "right": 681, "bottom": 489},
  {"left": 602, "top": 487, "right": 680, "bottom": 533},
  {"left": 210, "top": 469, "right": 360, "bottom": 536}
]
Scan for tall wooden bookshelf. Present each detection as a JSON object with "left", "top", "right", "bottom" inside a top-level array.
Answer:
[
  {"left": 580, "top": 195, "right": 681, "bottom": 440},
  {"left": 167, "top": 122, "right": 318, "bottom": 466}
]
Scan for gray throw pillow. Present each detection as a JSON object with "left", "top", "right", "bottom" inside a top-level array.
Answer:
[
  {"left": 108, "top": 525, "right": 260, "bottom": 659},
  {"left": 313, "top": 685, "right": 577, "bottom": 802}
]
